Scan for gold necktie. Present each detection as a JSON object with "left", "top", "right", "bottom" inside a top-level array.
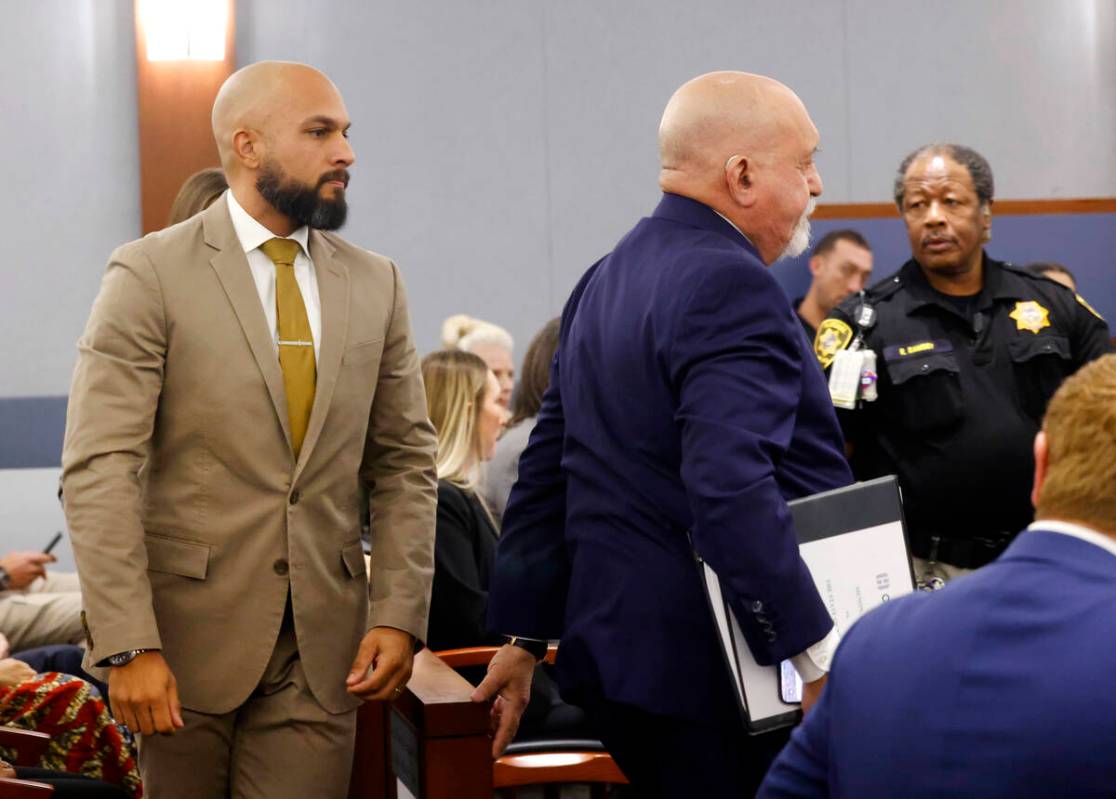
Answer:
[{"left": 259, "top": 238, "right": 316, "bottom": 457}]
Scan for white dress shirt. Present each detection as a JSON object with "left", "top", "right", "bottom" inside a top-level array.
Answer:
[
  {"left": 225, "top": 190, "right": 322, "bottom": 362},
  {"left": 1028, "top": 519, "right": 1116, "bottom": 558}
]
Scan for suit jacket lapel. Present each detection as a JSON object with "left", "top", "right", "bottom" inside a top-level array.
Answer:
[
  {"left": 202, "top": 202, "right": 293, "bottom": 453},
  {"left": 295, "top": 230, "right": 349, "bottom": 478}
]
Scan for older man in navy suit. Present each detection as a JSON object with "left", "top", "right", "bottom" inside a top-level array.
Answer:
[
  {"left": 473, "top": 72, "right": 853, "bottom": 796},
  {"left": 760, "top": 354, "right": 1116, "bottom": 798}
]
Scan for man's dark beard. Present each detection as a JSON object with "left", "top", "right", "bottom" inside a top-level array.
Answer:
[{"left": 256, "top": 161, "right": 349, "bottom": 231}]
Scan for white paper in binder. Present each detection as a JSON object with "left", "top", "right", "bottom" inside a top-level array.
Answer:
[{"left": 697, "top": 475, "right": 915, "bottom": 733}]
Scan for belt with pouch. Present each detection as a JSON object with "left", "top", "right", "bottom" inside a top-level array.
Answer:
[{"left": 911, "top": 533, "right": 1013, "bottom": 570}]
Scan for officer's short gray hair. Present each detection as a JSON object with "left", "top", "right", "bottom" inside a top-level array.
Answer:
[{"left": 893, "top": 144, "right": 995, "bottom": 210}]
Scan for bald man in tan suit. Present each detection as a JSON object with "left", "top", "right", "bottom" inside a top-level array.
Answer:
[{"left": 61, "top": 62, "right": 437, "bottom": 798}]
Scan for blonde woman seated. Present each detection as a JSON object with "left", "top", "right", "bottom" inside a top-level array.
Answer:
[
  {"left": 421, "top": 350, "right": 510, "bottom": 651},
  {"left": 441, "top": 315, "right": 516, "bottom": 409},
  {"left": 422, "top": 351, "right": 588, "bottom": 739}
]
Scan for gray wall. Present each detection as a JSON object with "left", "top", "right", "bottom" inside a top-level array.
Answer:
[
  {"left": 236, "top": 0, "right": 1116, "bottom": 360},
  {"left": 2, "top": 0, "right": 1114, "bottom": 400},
  {"left": 1, "top": 0, "right": 140, "bottom": 398}
]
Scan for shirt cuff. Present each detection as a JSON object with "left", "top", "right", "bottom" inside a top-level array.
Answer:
[{"left": 789, "top": 625, "right": 841, "bottom": 683}]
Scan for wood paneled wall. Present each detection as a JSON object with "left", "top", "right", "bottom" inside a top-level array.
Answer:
[{"left": 134, "top": 1, "right": 236, "bottom": 233}]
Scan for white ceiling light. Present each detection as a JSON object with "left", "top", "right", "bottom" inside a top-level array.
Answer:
[{"left": 139, "top": 0, "right": 228, "bottom": 62}]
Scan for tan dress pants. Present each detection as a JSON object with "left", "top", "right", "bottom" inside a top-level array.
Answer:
[
  {"left": 0, "top": 571, "right": 84, "bottom": 650},
  {"left": 138, "top": 607, "right": 357, "bottom": 799}
]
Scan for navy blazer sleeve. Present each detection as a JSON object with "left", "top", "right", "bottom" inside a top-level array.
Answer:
[
  {"left": 486, "top": 266, "right": 600, "bottom": 639},
  {"left": 671, "top": 258, "right": 833, "bottom": 664}
]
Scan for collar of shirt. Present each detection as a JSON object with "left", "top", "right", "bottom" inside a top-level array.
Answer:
[
  {"left": 1028, "top": 519, "right": 1116, "bottom": 559},
  {"left": 225, "top": 189, "right": 310, "bottom": 257},
  {"left": 712, "top": 210, "right": 758, "bottom": 251},
  {"left": 222, "top": 189, "right": 322, "bottom": 361}
]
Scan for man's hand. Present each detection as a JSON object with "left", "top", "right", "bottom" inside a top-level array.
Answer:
[
  {"left": 0, "top": 633, "right": 10, "bottom": 660},
  {"left": 108, "top": 651, "right": 184, "bottom": 736},
  {"left": 471, "top": 644, "right": 536, "bottom": 757},
  {"left": 0, "top": 658, "right": 36, "bottom": 688},
  {"left": 801, "top": 674, "right": 827, "bottom": 715},
  {"left": 346, "top": 626, "right": 415, "bottom": 701},
  {"left": 0, "top": 552, "right": 55, "bottom": 590}
]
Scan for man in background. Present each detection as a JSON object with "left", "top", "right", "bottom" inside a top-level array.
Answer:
[
  {"left": 475, "top": 71, "right": 853, "bottom": 796},
  {"left": 1024, "top": 260, "right": 1076, "bottom": 291},
  {"left": 62, "top": 61, "right": 437, "bottom": 798},
  {"left": 760, "top": 354, "right": 1116, "bottom": 798},
  {"left": 795, "top": 229, "right": 873, "bottom": 341}
]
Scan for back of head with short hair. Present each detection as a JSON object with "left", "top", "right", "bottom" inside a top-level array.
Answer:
[
  {"left": 510, "top": 318, "right": 560, "bottom": 427},
  {"left": 1036, "top": 354, "right": 1116, "bottom": 534},
  {"left": 811, "top": 229, "right": 871, "bottom": 258},
  {"left": 167, "top": 167, "right": 228, "bottom": 226},
  {"left": 1023, "top": 261, "right": 1076, "bottom": 284},
  {"left": 421, "top": 349, "right": 490, "bottom": 489}
]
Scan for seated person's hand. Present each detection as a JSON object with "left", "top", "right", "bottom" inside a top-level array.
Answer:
[
  {"left": 0, "top": 759, "right": 15, "bottom": 779},
  {"left": 0, "top": 657, "right": 36, "bottom": 688},
  {"left": 0, "top": 633, "right": 10, "bottom": 659},
  {"left": 0, "top": 552, "right": 56, "bottom": 590}
]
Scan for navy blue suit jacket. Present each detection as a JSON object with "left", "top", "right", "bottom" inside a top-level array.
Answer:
[
  {"left": 760, "top": 528, "right": 1116, "bottom": 797},
  {"left": 488, "top": 193, "right": 852, "bottom": 722}
]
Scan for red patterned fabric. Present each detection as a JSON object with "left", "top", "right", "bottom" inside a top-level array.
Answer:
[{"left": 1, "top": 671, "right": 142, "bottom": 798}]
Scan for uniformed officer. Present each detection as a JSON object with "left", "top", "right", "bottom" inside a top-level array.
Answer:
[{"left": 814, "top": 143, "right": 1112, "bottom": 588}]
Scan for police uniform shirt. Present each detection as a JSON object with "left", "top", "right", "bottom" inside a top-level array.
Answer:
[{"left": 815, "top": 255, "right": 1112, "bottom": 557}]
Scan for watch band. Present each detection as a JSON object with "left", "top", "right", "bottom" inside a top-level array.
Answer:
[
  {"left": 107, "top": 648, "right": 158, "bottom": 667},
  {"left": 506, "top": 635, "right": 548, "bottom": 661}
]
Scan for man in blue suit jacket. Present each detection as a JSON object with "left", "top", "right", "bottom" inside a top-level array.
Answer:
[
  {"left": 474, "top": 72, "right": 853, "bottom": 796},
  {"left": 760, "top": 353, "right": 1116, "bottom": 798}
]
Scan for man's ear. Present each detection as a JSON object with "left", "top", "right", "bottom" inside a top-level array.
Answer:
[
  {"left": 725, "top": 155, "right": 757, "bottom": 208},
  {"left": 232, "top": 128, "right": 263, "bottom": 170},
  {"left": 809, "top": 255, "right": 823, "bottom": 276},
  {"left": 1031, "top": 430, "right": 1048, "bottom": 509},
  {"left": 980, "top": 202, "right": 992, "bottom": 243}
]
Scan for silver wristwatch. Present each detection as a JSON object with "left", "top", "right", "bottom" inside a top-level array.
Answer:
[{"left": 107, "top": 648, "right": 157, "bottom": 667}]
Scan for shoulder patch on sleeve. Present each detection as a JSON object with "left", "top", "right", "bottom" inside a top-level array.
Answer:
[
  {"left": 814, "top": 319, "right": 854, "bottom": 368},
  {"left": 1075, "top": 293, "right": 1105, "bottom": 321}
]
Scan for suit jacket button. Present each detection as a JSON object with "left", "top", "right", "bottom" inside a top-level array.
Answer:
[
  {"left": 273, "top": 559, "right": 290, "bottom": 576},
  {"left": 290, "top": 489, "right": 301, "bottom": 505},
  {"left": 751, "top": 600, "right": 763, "bottom": 613},
  {"left": 766, "top": 632, "right": 777, "bottom": 642}
]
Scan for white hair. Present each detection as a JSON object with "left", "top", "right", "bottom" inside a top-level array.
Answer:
[
  {"left": 441, "top": 314, "right": 514, "bottom": 353},
  {"left": 777, "top": 197, "right": 816, "bottom": 261}
]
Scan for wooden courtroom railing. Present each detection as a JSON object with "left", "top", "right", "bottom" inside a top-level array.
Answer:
[{"left": 350, "top": 649, "right": 492, "bottom": 799}]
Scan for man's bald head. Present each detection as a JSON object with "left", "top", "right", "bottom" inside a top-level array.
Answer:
[
  {"left": 656, "top": 71, "right": 823, "bottom": 265},
  {"left": 659, "top": 72, "right": 805, "bottom": 178},
  {"left": 212, "top": 61, "right": 344, "bottom": 173}
]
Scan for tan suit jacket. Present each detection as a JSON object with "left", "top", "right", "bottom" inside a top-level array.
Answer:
[{"left": 61, "top": 199, "right": 437, "bottom": 715}]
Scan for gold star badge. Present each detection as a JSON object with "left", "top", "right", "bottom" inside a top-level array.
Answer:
[
  {"left": 814, "top": 319, "right": 854, "bottom": 368},
  {"left": 1009, "top": 300, "right": 1051, "bottom": 334}
]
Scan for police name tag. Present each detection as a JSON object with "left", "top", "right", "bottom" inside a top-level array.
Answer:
[{"left": 828, "top": 349, "right": 863, "bottom": 409}]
